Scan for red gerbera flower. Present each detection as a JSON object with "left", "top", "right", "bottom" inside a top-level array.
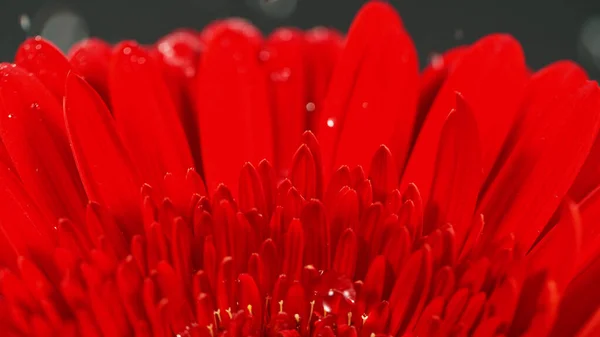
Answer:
[{"left": 0, "top": 1, "right": 599, "bottom": 336}]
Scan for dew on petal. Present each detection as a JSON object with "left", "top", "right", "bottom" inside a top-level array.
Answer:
[{"left": 326, "top": 118, "right": 335, "bottom": 128}]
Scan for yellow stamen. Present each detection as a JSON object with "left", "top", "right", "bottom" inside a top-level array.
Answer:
[{"left": 214, "top": 310, "right": 222, "bottom": 324}]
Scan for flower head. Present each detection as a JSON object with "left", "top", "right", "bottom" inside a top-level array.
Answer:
[{"left": 0, "top": 2, "right": 599, "bottom": 337}]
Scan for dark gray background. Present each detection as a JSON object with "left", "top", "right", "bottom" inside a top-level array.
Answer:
[{"left": 1, "top": 0, "right": 600, "bottom": 78}]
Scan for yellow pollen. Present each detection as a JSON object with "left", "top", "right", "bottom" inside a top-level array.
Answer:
[
  {"left": 247, "top": 304, "right": 253, "bottom": 315},
  {"left": 278, "top": 300, "right": 284, "bottom": 313},
  {"left": 214, "top": 310, "right": 222, "bottom": 324},
  {"left": 294, "top": 313, "right": 301, "bottom": 323},
  {"left": 348, "top": 312, "right": 353, "bottom": 326},
  {"left": 207, "top": 324, "right": 214, "bottom": 337},
  {"left": 225, "top": 308, "right": 233, "bottom": 319},
  {"left": 309, "top": 300, "right": 316, "bottom": 320},
  {"left": 362, "top": 313, "right": 369, "bottom": 324}
]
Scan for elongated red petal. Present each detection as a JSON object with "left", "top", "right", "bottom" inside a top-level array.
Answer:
[
  {"left": 263, "top": 28, "right": 307, "bottom": 177},
  {"left": 425, "top": 94, "right": 482, "bottom": 241},
  {"left": 290, "top": 144, "right": 317, "bottom": 200},
  {"left": 282, "top": 219, "right": 304, "bottom": 281},
  {"left": 333, "top": 228, "right": 358, "bottom": 279},
  {"left": 575, "top": 308, "right": 600, "bottom": 337},
  {"left": 319, "top": 1, "right": 419, "bottom": 175},
  {"left": 0, "top": 64, "right": 86, "bottom": 225},
  {"left": 14, "top": 37, "right": 72, "bottom": 100},
  {"left": 368, "top": 145, "right": 398, "bottom": 204},
  {"left": 415, "top": 46, "right": 467, "bottom": 139},
  {"left": 402, "top": 34, "right": 527, "bottom": 203},
  {"left": 477, "top": 75, "right": 600, "bottom": 251},
  {"left": 64, "top": 73, "right": 143, "bottom": 236},
  {"left": 154, "top": 30, "right": 204, "bottom": 170},
  {"left": 109, "top": 41, "right": 194, "bottom": 192},
  {"left": 527, "top": 201, "right": 581, "bottom": 291},
  {"left": 304, "top": 28, "right": 342, "bottom": 132},
  {"left": 196, "top": 22, "right": 273, "bottom": 193},
  {"left": 388, "top": 245, "right": 432, "bottom": 335},
  {"left": 549, "top": 254, "right": 600, "bottom": 337},
  {"left": 68, "top": 38, "right": 112, "bottom": 108},
  {"left": 0, "top": 164, "right": 54, "bottom": 269}
]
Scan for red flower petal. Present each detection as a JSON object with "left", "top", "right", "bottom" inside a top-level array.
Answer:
[
  {"left": 109, "top": 41, "right": 194, "bottom": 192},
  {"left": 425, "top": 93, "right": 482, "bottom": 241},
  {"left": 0, "top": 64, "right": 86, "bottom": 225},
  {"left": 477, "top": 71, "right": 600, "bottom": 252},
  {"left": 195, "top": 24, "right": 273, "bottom": 193},
  {"left": 388, "top": 245, "right": 432, "bottom": 335},
  {"left": 304, "top": 27, "right": 343, "bottom": 132},
  {"left": 14, "top": 37, "right": 72, "bottom": 100},
  {"left": 68, "top": 38, "right": 112, "bottom": 108},
  {"left": 402, "top": 34, "right": 527, "bottom": 203},
  {"left": 549, "top": 253, "right": 600, "bottom": 337},
  {"left": 301, "top": 131, "right": 324, "bottom": 199},
  {"left": 282, "top": 219, "right": 304, "bottom": 281},
  {"left": 333, "top": 228, "right": 358, "bottom": 279},
  {"left": 64, "top": 73, "right": 143, "bottom": 236},
  {"left": 154, "top": 30, "right": 204, "bottom": 170},
  {"left": 368, "top": 145, "right": 398, "bottom": 204},
  {"left": 415, "top": 46, "right": 467, "bottom": 140},
  {"left": 263, "top": 28, "right": 308, "bottom": 177},
  {"left": 575, "top": 308, "right": 600, "bottom": 337},
  {"left": 0, "top": 164, "right": 54, "bottom": 270},
  {"left": 318, "top": 1, "right": 419, "bottom": 176},
  {"left": 527, "top": 201, "right": 581, "bottom": 291},
  {"left": 290, "top": 144, "right": 317, "bottom": 200},
  {"left": 299, "top": 200, "right": 330, "bottom": 271}
]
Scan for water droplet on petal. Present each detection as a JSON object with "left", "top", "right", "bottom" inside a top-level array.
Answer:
[
  {"left": 430, "top": 52, "right": 444, "bottom": 70},
  {"left": 306, "top": 102, "right": 315, "bottom": 112},
  {"left": 259, "top": 50, "right": 271, "bottom": 61},
  {"left": 326, "top": 118, "right": 335, "bottom": 128}
]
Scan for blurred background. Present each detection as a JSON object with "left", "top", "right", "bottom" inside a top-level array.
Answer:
[{"left": 1, "top": 0, "right": 600, "bottom": 78}]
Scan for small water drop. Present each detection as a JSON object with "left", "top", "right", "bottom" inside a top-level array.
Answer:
[
  {"left": 123, "top": 47, "right": 132, "bottom": 55},
  {"left": 35, "top": 44, "right": 42, "bottom": 51},
  {"left": 277, "top": 29, "right": 293, "bottom": 41},
  {"left": 184, "top": 67, "right": 195, "bottom": 78},
  {"left": 430, "top": 53, "right": 444, "bottom": 70},
  {"left": 30, "top": 102, "right": 40, "bottom": 110},
  {"left": 362, "top": 102, "right": 369, "bottom": 109},
  {"left": 259, "top": 50, "right": 271, "bottom": 61},
  {"left": 270, "top": 67, "right": 291, "bottom": 82},
  {"left": 306, "top": 102, "right": 315, "bottom": 112},
  {"left": 137, "top": 57, "right": 146, "bottom": 64},
  {"left": 7, "top": 114, "right": 13, "bottom": 119},
  {"left": 326, "top": 118, "right": 335, "bottom": 128}
]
